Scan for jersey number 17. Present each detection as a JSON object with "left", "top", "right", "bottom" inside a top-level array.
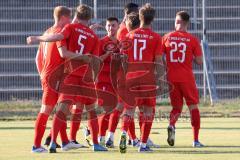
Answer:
[{"left": 134, "top": 39, "right": 146, "bottom": 61}]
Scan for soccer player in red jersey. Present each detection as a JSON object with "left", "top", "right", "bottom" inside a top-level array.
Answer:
[
  {"left": 96, "top": 17, "right": 120, "bottom": 147},
  {"left": 162, "top": 11, "right": 204, "bottom": 147},
  {"left": 28, "top": 4, "right": 107, "bottom": 152},
  {"left": 78, "top": 16, "right": 133, "bottom": 148},
  {"left": 115, "top": 3, "right": 142, "bottom": 147},
  {"left": 120, "top": 12, "right": 141, "bottom": 147},
  {"left": 117, "top": 3, "right": 138, "bottom": 41},
  {"left": 31, "top": 6, "right": 72, "bottom": 153},
  {"left": 124, "top": 12, "right": 161, "bottom": 149},
  {"left": 119, "top": 4, "right": 163, "bottom": 153}
]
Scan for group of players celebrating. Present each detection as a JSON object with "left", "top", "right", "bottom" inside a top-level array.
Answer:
[{"left": 27, "top": 2, "right": 204, "bottom": 153}]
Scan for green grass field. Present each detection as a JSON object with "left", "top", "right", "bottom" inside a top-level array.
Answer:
[{"left": 0, "top": 118, "right": 240, "bottom": 160}]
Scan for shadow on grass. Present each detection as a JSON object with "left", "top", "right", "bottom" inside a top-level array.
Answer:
[
  {"left": 45, "top": 150, "right": 240, "bottom": 155},
  {"left": 151, "top": 150, "right": 240, "bottom": 154},
  {"left": 43, "top": 145, "right": 240, "bottom": 155}
]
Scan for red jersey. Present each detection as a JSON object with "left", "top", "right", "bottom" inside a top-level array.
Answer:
[
  {"left": 125, "top": 28, "right": 162, "bottom": 62},
  {"left": 57, "top": 23, "right": 99, "bottom": 77},
  {"left": 98, "top": 36, "right": 119, "bottom": 83},
  {"left": 124, "top": 28, "right": 162, "bottom": 79},
  {"left": 117, "top": 22, "right": 128, "bottom": 41},
  {"left": 162, "top": 31, "right": 202, "bottom": 82},
  {"left": 39, "top": 26, "right": 64, "bottom": 80}
]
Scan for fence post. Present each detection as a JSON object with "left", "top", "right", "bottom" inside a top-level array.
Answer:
[
  {"left": 193, "top": 0, "right": 197, "bottom": 31},
  {"left": 202, "top": 0, "right": 207, "bottom": 102},
  {"left": 79, "top": 0, "right": 82, "bottom": 4},
  {"left": 94, "top": 0, "right": 97, "bottom": 19}
]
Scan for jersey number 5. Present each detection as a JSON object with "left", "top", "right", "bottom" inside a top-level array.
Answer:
[
  {"left": 134, "top": 39, "right": 146, "bottom": 61},
  {"left": 76, "top": 34, "right": 87, "bottom": 55},
  {"left": 170, "top": 42, "right": 186, "bottom": 63}
]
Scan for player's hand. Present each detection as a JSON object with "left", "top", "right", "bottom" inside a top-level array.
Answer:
[
  {"left": 121, "top": 55, "right": 128, "bottom": 75},
  {"left": 26, "top": 36, "right": 39, "bottom": 44},
  {"left": 100, "top": 51, "right": 113, "bottom": 61},
  {"left": 111, "top": 52, "right": 124, "bottom": 60},
  {"left": 120, "top": 54, "right": 128, "bottom": 62},
  {"left": 89, "top": 23, "right": 104, "bottom": 31},
  {"left": 155, "top": 75, "right": 164, "bottom": 97}
]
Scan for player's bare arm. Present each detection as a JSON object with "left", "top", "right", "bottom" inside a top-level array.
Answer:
[
  {"left": 89, "top": 23, "right": 104, "bottom": 31},
  {"left": 155, "top": 55, "right": 164, "bottom": 76},
  {"left": 26, "top": 33, "right": 64, "bottom": 44},
  {"left": 100, "top": 51, "right": 113, "bottom": 61},
  {"left": 58, "top": 46, "right": 91, "bottom": 63},
  {"left": 195, "top": 56, "right": 203, "bottom": 65},
  {"left": 120, "top": 53, "right": 128, "bottom": 76},
  {"left": 155, "top": 55, "right": 164, "bottom": 94},
  {"left": 90, "top": 56, "right": 103, "bottom": 81}
]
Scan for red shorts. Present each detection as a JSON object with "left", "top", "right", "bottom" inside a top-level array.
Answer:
[
  {"left": 136, "top": 98, "right": 156, "bottom": 107},
  {"left": 97, "top": 82, "right": 116, "bottom": 106},
  {"left": 123, "top": 79, "right": 156, "bottom": 109},
  {"left": 169, "top": 81, "right": 199, "bottom": 107},
  {"left": 58, "top": 75, "right": 96, "bottom": 105},
  {"left": 41, "top": 78, "right": 60, "bottom": 107},
  {"left": 97, "top": 82, "right": 115, "bottom": 93}
]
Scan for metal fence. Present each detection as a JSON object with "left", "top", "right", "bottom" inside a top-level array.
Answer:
[{"left": 0, "top": 0, "right": 239, "bottom": 101}]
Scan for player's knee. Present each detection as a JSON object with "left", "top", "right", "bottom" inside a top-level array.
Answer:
[
  {"left": 172, "top": 106, "right": 183, "bottom": 113},
  {"left": 40, "top": 105, "right": 54, "bottom": 115},
  {"left": 102, "top": 105, "right": 115, "bottom": 114},
  {"left": 188, "top": 105, "right": 198, "bottom": 111},
  {"left": 116, "top": 102, "right": 124, "bottom": 111},
  {"left": 55, "top": 102, "right": 70, "bottom": 115},
  {"left": 70, "top": 104, "right": 84, "bottom": 114},
  {"left": 123, "top": 108, "right": 135, "bottom": 118},
  {"left": 87, "top": 110, "right": 97, "bottom": 120},
  {"left": 142, "top": 107, "right": 154, "bottom": 120}
]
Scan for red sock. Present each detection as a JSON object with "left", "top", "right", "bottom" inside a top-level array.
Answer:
[
  {"left": 170, "top": 108, "right": 182, "bottom": 127},
  {"left": 48, "top": 125, "right": 69, "bottom": 144},
  {"left": 98, "top": 113, "right": 110, "bottom": 137},
  {"left": 59, "top": 121, "right": 69, "bottom": 144},
  {"left": 128, "top": 119, "right": 136, "bottom": 140},
  {"left": 190, "top": 108, "right": 200, "bottom": 141},
  {"left": 141, "top": 114, "right": 154, "bottom": 143},
  {"left": 139, "top": 107, "right": 155, "bottom": 135},
  {"left": 88, "top": 110, "right": 99, "bottom": 144},
  {"left": 51, "top": 110, "right": 67, "bottom": 143},
  {"left": 69, "top": 108, "right": 82, "bottom": 141},
  {"left": 34, "top": 113, "right": 49, "bottom": 147},
  {"left": 108, "top": 109, "right": 122, "bottom": 133},
  {"left": 121, "top": 114, "right": 132, "bottom": 132}
]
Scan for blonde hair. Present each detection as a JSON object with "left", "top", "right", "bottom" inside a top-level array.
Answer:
[{"left": 54, "top": 6, "right": 71, "bottom": 21}]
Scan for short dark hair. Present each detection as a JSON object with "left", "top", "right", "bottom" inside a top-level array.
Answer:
[
  {"left": 106, "top": 17, "right": 119, "bottom": 23},
  {"left": 124, "top": 3, "right": 139, "bottom": 15},
  {"left": 126, "top": 13, "right": 140, "bottom": 30},
  {"left": 139, "top": 3, "right": 155, "bottom": 25},
  {"left": 176, "top": 11, "right": 190, "bottom": 22}
]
